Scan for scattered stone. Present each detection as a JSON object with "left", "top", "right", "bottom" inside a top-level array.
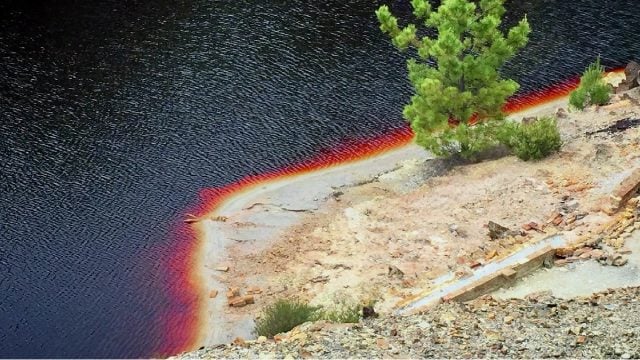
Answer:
[
  {"left": 488, "top": 221, "right": 518, "bottom": 240},
  {"left": 555, "top": 108, "right": 568, "bottom": 118},
  {"left": 402, "top": 278, "right": 417, "bottom": 287},
  {"left": 579, "top": 251, "right": 592, "bottom": 260},
  {"left": 184, "top": 215, "right": 200, "bottom": 224},
  {"left": 612, "top": 168, "right": 640, "bottom": 208},
  {"left": 227, "top": 287, "right": 240, "bottom": 298},
  {"left": 523, "top": 221, "right": 543, "bottom": 232},
  {"left": 215, "top": 266, "right": 230, "bottom": 272},
  {"left": 376, "top": 338, "right": 389, "bottom": 349},
  {"left": 568, "top": 325, "right": 583, "bottom": 335},
  {"left": 362, "top": 306, "right": 378, "bottom": 319},
  {"left": 555, "top": 247, "right": 574, "bottom": 258},
  {"left": 624, "top": 60, "right": 640, "bottom": 89},
  {"left": 171, "top": 289, "right": 634, "bottom": 358},
  {"left": 228, "top": 297, "right": 247, "bottom": 307},
  {"left": 554, "top": 258, "right": 569, "bottom": 266},
  {"left": 310, "top": 275, "right": 330, "bottom": 283},
  {"left": 209, "top": 289, "right": 219, "bottom": 298},
  {"left": 575, "top": 212, "right": 588, "bottom": 220},
  {"left": 574, "top": 247, "right": 591, "bottom": 257},
  {"left": 247, "top": 287, "right": 263, "bottom": 295},
  {"left": 551, "top": 213, "right": 564, "bottom": 226},
  {"left": 273, "top": 334, "right": 285, "bottom": 343},
  {"left": 388, "top": 265, "right": 404, "bottom": 278},
  {"left": 485, "top": 250, "right": 497, "bottom": 261},
  {"left": 612, "top": 256, "right": 628, "bottom": 267}
]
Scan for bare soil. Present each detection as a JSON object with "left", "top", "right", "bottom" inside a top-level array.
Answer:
[{"left": 209, "top": 88, "right": 640, "bottom": 340}]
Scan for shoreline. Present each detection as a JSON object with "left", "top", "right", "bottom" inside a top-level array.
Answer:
[{"left": 183, "top": 70, "right": 625, "bottom": 351}]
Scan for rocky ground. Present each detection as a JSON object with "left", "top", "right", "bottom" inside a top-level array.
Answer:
[
  {"left": 180, "top": 286, "right": 640, "bottom": 359},
  {"left": 187, "top": 69, "right": 640, "bottom": 356},
  {"left": 218, "top": 87, "right": 640, "bottom": 316}
]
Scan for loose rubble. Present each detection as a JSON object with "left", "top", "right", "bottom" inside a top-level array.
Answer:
[{"left": 178, "top": 287, "right": 640, "bottom": 359}]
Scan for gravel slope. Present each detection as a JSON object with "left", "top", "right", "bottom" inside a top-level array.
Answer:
[{"left": 178, "top": 287, "right": 640, "bottom": 359}]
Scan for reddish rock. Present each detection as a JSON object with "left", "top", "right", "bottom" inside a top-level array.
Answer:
[
  {"left": 228, "top": 297, "right": 247, "bottom": 307},
  {"left": 554, "top": 259, "right": 569, "bottom": 266},
  {"left": 579, "top": 251, "right": 592, "bottom": 260},
  {"left": 485, "top": 249, "right": 498, "bottom": 261},
  {"left": 376, "top": 338, "right": 389, "bottom": 349},
  {"left": 555, "top": 247, "right": 574, "bottom": 258},
  {"left": 573, "top": 247, "right": 591, "bottom": 257},
  {"left": 246, "top": 286, "right": 262, "bottom": 295},
  {"left": 226, "top": 287, "right": 240, "bottom": 299},
  {"left": 402, "top": 278, "right": 417, "bottom": 287},
  {"left": 530, "top": 222, "right": 542, "bottom": 231},
  {"left": 273, "top": 334, "right": 285, "bottom": 343},
  {"left": 552, "top": 214, "right": 564, "bottom": 226}
]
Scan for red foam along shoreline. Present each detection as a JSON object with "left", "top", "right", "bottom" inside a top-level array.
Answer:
[
  {"left": 154, "top": 223, "right": 204, "bottom": 358},
  {"left": 160, "top": 70, "right": 624, "bottom": 356}
]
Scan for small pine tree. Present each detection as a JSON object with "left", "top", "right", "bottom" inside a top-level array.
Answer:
[
  {"left": 569, "top": 57, "right": 611, "bottom": 110},
  {"left": 376, "top": 0, "right": 530, "bottom": 157}
]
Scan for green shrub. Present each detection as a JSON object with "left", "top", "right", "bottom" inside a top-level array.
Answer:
[
  {"left": 254, "top": 299, "right": 321, "bottom": 338},
  {"left": 448, "top": 121, "right": 503, "bottom": 159},
  {"left": 319, "top": 301, "right": 361, "bottom": 323},
  {"left": 254, "top": 298, "right": 362, "bottom": 338},
  {"left": 497, "top": 117, "right": 562, "bottom": 161},
  {"left": 569, "top": 57, "right": 612, "bottom": 110}
]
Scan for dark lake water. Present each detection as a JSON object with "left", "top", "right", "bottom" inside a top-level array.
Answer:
[{"left": 1, "top": 0, "right": 638, "bottom": 357}]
